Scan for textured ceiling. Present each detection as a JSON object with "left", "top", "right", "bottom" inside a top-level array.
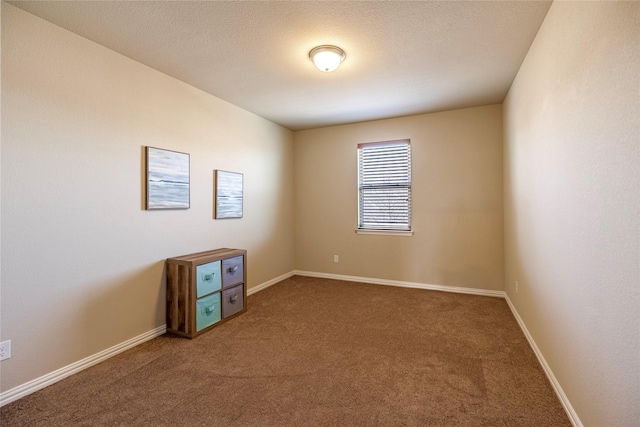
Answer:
[{"left": 9, "top": 1, "right": 552, "bottom": 131}]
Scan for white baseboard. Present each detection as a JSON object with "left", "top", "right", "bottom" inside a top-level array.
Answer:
[
  {"left": 504, "top": 295, "right": 583, "bottom": 427},
  {"left": 247, "top": 270, "right": 295, "bottom": 296},
  {"left": 294, "top": 271, "right": 581, "bottom": 425},
  {"left": 1, "top": 271, "right": 581, "bottom": 427},
  {"left": 0, "top": 272, "right": 293, "bottom": 407},
  {"left": 0, "top": 324, "right": 166, "bottom": 407},
  {"left": 293, "top": 270, "right": 506, "bottom": 298}
]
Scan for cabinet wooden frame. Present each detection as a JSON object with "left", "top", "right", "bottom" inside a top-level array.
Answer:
[{"left": 166, "top": 248, "right": 247, "bottom": 338}]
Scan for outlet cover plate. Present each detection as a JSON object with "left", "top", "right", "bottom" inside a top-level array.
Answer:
[{"left": 0, "top": 340, "right": 11, "bottom": 361}]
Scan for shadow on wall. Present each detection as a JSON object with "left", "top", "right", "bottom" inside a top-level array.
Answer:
[
  {"left": 233, "top": 146, "right": 295, "bottom": 289},
  {"left": 432, "top": 212, "right": 503, "bottom": 290},
  {"left": 79, "top": 261, "right": 166, "bottom": 357}
]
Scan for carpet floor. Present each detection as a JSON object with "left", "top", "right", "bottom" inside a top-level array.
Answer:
[{"left": 1, "top": 276, "right": 570, "bottom": 426}]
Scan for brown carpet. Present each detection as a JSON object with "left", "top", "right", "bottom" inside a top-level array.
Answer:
[{"left": 1, "top": 276, "right": 570, "bottom": 426}]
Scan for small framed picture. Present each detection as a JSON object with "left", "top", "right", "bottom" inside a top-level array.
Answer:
[
  {"left": 145, "top": 147, "right": 190, "bottom": 210},
  {"left": 215, "top": 170, "right": 243, "bottom": 219}
]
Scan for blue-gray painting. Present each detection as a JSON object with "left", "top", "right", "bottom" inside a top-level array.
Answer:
[
  {"left": 146, "top": 147, "right": 190, "bottom": 209},
  {"left": 215, "top": 170, "right": 243, "bottom": 218}
]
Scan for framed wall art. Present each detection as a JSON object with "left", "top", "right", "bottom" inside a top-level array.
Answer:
[
  {"left": 145, "top": 146, "right": 190, "bottom": 210},
  {"left": 215, "top": 170, "right": 243, "bottom": 219}
]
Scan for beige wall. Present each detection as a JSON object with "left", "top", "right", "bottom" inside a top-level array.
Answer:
[
  {"left": 503, "top": 2, "right": 639, "bottom": 426},
  {"left": 1, "top": 4, "right": 295, "bottom": 392},
  {"left": 5, "top": 2, "right": 638, "bottom": 424},
  {"left": 295, "top": 105, "right": 504, "bottom": 291}
]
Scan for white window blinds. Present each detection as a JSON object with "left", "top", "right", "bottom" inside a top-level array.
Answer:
[{"left": 358, "top": 139, "right": 411, "bottom": 231}]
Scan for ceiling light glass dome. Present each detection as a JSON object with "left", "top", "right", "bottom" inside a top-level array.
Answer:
[{"left": 309, "top": 45, "right": 346, "bottom": 72}]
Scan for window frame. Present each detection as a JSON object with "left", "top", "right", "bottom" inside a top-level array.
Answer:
[{"left": 356, "top": 139, "right": 413, "bottom": 236}]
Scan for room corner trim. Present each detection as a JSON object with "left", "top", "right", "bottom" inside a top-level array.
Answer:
[
  {"left": 504, "top": 295, "right": 583, "bottom": 427},
  {"left": 0, "top": 325, "right": 166, "bottom": 407},
  {"left": 247, "top": 271, "right": 296, "bottom": 296},
  {"left": 293, "top": 270, "right": 506, "bottom": 298}
]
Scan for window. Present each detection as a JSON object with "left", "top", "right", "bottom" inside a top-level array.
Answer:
[{"left": 357, "top": 139, "right": 412, "bottom": 233}]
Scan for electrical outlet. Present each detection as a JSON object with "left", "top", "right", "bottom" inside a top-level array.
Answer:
[
  {"left": 515, "top": 281, "right": 519, "bottom": 294},
  {"left": 333, "top": 255, "right": 339, "bottom": 263},
  {"left": 0, "top": 340, "right": 11, "bottom": 361}
]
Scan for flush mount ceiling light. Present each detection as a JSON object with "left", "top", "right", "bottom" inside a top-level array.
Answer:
[{"left": 309, "top": 45, "right": 346, "bottom": 72}]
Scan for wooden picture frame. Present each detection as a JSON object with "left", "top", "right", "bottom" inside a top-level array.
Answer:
[
  {"left": 215, "top": 170, "right": 243, "bottom": 219},
  {"left": 145, "top": 146, "right": 190, "bottom": 210}
]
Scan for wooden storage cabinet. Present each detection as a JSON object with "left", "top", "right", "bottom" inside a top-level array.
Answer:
[{"left": 166, "top": 248, "right": 247, "bottom": 338}]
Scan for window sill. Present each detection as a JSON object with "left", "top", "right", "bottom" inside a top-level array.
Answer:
[{"left": 355, "top": 229, "right": 414, "bottom": 237}]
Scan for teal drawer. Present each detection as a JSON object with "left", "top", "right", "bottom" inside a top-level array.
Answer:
[
  {"left": 195, "top": 292, "right": 221, "bottom": 331},
  {"left": 196, "top": 260, "right": 221, "bottom": 297}
]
